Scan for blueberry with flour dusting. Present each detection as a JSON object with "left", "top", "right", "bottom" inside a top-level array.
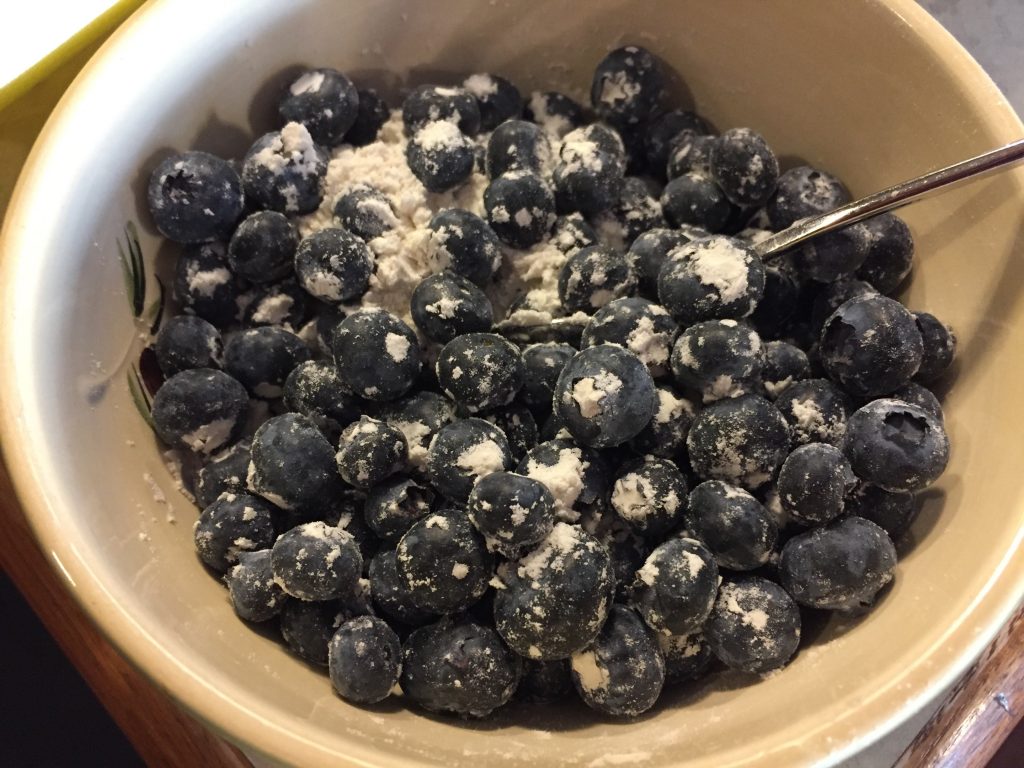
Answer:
[
  {"left": 464, "top": 73, "right": 523, "bottom": 130},
  {"left": 570, "top": 604, "right": 665, "bottom": 717},
  {"left": 193, "top": 491, "right": 276, "bottom": 573},
  {"left": 890, "top": 381, "right": 944, "bottom": 422},
  {"left": 516, "top": 437, "right": 608, "bottom": 522},
  {"left": 777, "top": 443, "right": 856, "bottom": 526},
  {"left": 332, "top": 185, "right": 398, "bottom": 241},
  {"left": 406, "top": 120, "right": 476, "bottom": 192},
  {"left": 329, "top": 309, "right": 421, "bottom": 401},
  {"left": 592, "top": 176, "right": 666, "bottom": 248},
  {"left": 481, "top": 404, "right": 539, "bottom": 461},
  {"left": 705, "top": 577, "right": 801, "bottom": 675},
  {"left": 913, "top": 311, "right": 957, "bottom": 383},
  {"left": 657, "top": 235, "right": 766, "bottom": 326},
  {"left": 549, "top": 213, "right": 599, "bottom": 256},
  {"left": 401, "top": 616, "right": 522, "bottom": 717},
  {"left": 671, "top": 319, "right": 764, "bottom": 403},
  {"left": 426, "top": 209, "right": 504, "bottom": 286},
  {"left": 645, "top": 109, "right": 713, "bottom": 179},
  {"left": 666, "top": 131, "right": 716, "bottom": 180},
  {"left": 411, "top": 271, "right": 493, "bottom": 343},
  {"left": 781, "top": 517, "right": 897, "bottom": 611},
  {"left": 590, "top": 45, "right": 664, "bottom": 128},
  {"left": 553, "top": 124, "right": 626, "bottom": 215},
  {"left": 709, "top": 127, "right": 780, "bottom": 208},
  {"left": 401, "top": 84, "right": 482, "bottom": 136},
  {"left": 558, "top": 245, "right": 638, "bottom": 314},
  {"left": 793, "top": 221, "right": 873, "bottom": 283},
  {"left": 248, "top": 413, "right": 345, "bottom": 511},
  {"left": 611, "top": 457, "right": 688, "bottom": 537},
  {"left": 687, "top": 394, "right": 790, "bottom": 489},
  {"left": 271, "top": 521, "right": 363, "bottom": 601},
  {"left": 435, "top": 333, "right": 525, "bottom": 413},
  {"left": 774, "top": 378, "right": 853, "bottom": 446},
  {"left": 820, "top": 295, "right": 924, "bottom": 397},
  {"left": 196, "top": 440, "right": 251, "bottom": 508},
  {"left": 660, "top": 172, "right": 733, "bottom": 232},
  {"left": 845, "top": 481, "right": 917, "bottom": 539},
  {"left": 553, "top": 344, "right": 656, "bottom": 448},
  {"left": 809, "top": 277, "right": 879, "bottom": 332},
  {"left": 152, "top": 368, "right": 248, "bottom": 455},
  {"left": 659, "top": 631, "right": 714, "bottom": 682},
  {"left": 581, "top": 298, "right": 678, "bottom": 379},
  {"left": 396, "top": 508, "right": 493, "bottom": 614},
  {"left": 225, "top": 549, "right": 286, "bottom": 623},
  {"left": 761, "top": 341, "right": 810, "bottom": 399},
  {"left": 174, "top": 242, "right": 243, "bottom": 327},
  {"left": 856, "top": 213, "right": 915, "bottom": 294},
  {"left": 627, "top": 228, "right": 692, "bottom": 298},
  {"left": 147, "top": 151, "right": 243, "bottom": 244},
  {"left": 293, "top": 227, "right": 373, "bottom": 304},
  {"left": 241, "top": 279, "right": 309, "bottom": 330},
  {"left": 279, "top": 68, "right": 359, "bottom": 147},
  {"left": 328, "top": 615, "right": 402, "bottom": 705},
  {"left": 154, "top": 315, "right": 223, "bottom": 377},
  {"left": 486, "top": 119, "right": 551, "bottom": 178},
  {"left": 467, "top": 471, "right": 555, "bottom": 557},
  {"left": 843, "top": 398, "right": 949, "bottom": 493},
  {"left": 524, "top": 90, "right": 585, "bottom": 139},
  {"left": 629, "top": 384, "right": 697, "bottom": 459},
  {"left": 426, "top": 418, "right": 513, "bottom": 502},
  {"left": 484, "top": 170, "right": 557, "bottom": 248},
  {"left": 223, "top": 326, "right": 311, "bottom": 398},
  {"left": 766, "top": 166, "right": 851, "bottom": 231},
  {"left": 686, "top": 480, "right": 777, "bottom": 571},
  {"left": 344, "top": 88, "right": 389, "bottom": 146},
  {"left": 283, "top": 360, "right": 360, "bottom": 442},
  {"left": 632, "top": 538, "right": 719, "bottom": 636},
  {"left": 241, "top": 122, "right": 328, "bottom": 214},
  {"left": 279, "top": 599, "right": 346, "bottom": 667},
  {"left": 493, "top": 522, "right": 614, "bottom": 659},
  {"left": 367, "top": 549, "right": 436, "bottom": 628},
  {"left": 519, "top": 343, "right": 576, "bottom": 415},
  {"left": 227, "top": 210, "right": 297, "bottom": 283},
  {"left": 364, "top": 475, "right": 434, "bottom": 543},
  {"left": 378, "top": 391, "right": 455, "bottom": 474},
  {"left": 335, "top": 416, "right": 408, "bottom": 490}
]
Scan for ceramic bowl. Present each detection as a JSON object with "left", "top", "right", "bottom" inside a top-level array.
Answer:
[{"left": 2, "top": 1, "right": 1023, "bottom": 766}]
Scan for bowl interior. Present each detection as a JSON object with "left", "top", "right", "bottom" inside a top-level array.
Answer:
[{"left": 3, "top": 1, "right": 1024, "bottom": 766}]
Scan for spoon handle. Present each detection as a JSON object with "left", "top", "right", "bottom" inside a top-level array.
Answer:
[{"left": 755, "top": 137, "right": 1024, "bottom": 260}]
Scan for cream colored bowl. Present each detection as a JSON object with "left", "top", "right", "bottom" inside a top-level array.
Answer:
[{"left": 2, "top": 1, "right": 1023, "bottom": 766}]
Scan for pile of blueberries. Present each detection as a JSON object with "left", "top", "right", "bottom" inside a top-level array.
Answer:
[{"left": 144, "top": 45, "right": 955, "bottom": 719}]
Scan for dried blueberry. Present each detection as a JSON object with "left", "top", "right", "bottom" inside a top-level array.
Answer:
[
  {"left": 517, "top": 437, "right": 608, "bottom": 522},
  {"left": 434, "top": 332, "right": 524, "bottom": 413},
  {"left": 148, "top": 151, "right": 242, "bottom": 243},
  {"left": 890, "top": 381, "right": 944, "bottom": 422},
  {"left": 666, "top": 132, "right": 715, "bottom": 180},
  {"left": 279, "top": 68, "right": 359, "bottom": 147},
  {"left": 659, "top": 631, "right": 713, "bottom": 682},
  {"left": 687, "top": 480, "right": 777, "bottom": 571},
  {"left": 241, "top": 123, "right": 328, "bottom": 214},
  {"left": 194, "top": 491, "right": 276, "bottom": 572},
  {"left": 592, "top": 176, "right": 666, "bottom": 248},
  {"left": 152, "top": 368, "right": 248, "bottom": 455},
  {"left": 550, "top": 213, "right": 600, "bottom": 256},
  {"left": 223, "top": 326, "right": 311, "bottom": 398},
  {"left": 426, "top": 418, "right": 513, "bottom": 502},
  {"left": 378, "top": 391, "right": 456, "bottom": 474},
  {"left": 809, "top": 277, "right": 879, "bottom": 332},
  {"left": 225, "top": 549, "right": 286, "bottom": 622},
  {"left": 292, "top": 227, "right": 372, "bottom": 304},
  {"left": 332, "top": 185, "right": 398, "bottom": 241},
  {"left": 705, "top": 577, "right": 800, "bottom": 675},
  {"left": 154, "top": 315, "right": 222, "bottom": 377},
  {"left": 484, "top": 171, "right": 557, "bottom": 248},
  {"left": 329, "top": 309, "right": 421, "bottom": 401},
  {"left": 749, "top": 267, "right": 800, "bottom": 338},
  {"left": 271, "top": 521, "right": 363, "bottom": 601},
  {"left": 793, "top": 221, "right": 872, "bottom": 282},
  {"left": 426, "top": 209, "right": 503, "bottom": 286},
  {"left": 481, "top": 404, "right": 539, "bottom": 461},
  {"left": 633, "top": 537, "right": 718, "bottom": 637}
]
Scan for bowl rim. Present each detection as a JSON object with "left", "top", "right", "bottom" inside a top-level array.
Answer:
[{"left": 2, "top": 1, "right": 1023, "bottom": 766}]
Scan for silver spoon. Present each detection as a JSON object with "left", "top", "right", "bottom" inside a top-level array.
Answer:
[{"left": 754, "top": 138, "right": 1024, "bottom": 260}]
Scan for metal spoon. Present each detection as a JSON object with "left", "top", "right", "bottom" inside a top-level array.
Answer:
[{"left": 754, "top": 138, "right": 1024, "bottom": 260}]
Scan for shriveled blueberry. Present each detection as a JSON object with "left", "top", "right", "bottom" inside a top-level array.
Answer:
[
  {"left": 709, "top": 128, "right": 779, "bottom": 208},
  {"left": 558, "top": 245, "right": 638, "bottom": 313},
  {"left": 148, "top": 151, "right": 242, "bottom": 243},
  {"left": 283, "top": 360, "right": 360, "bottom": 442},
  {"left": 223, "top": 326, "right": 311, "bottom": 398},
  {"left": 657, "top": 236, "right": 765, "bottom": 325},
  {"left": 793, "top": 222, "right": 872, "bottom": 282},
  {"left": 227, "top": 211, "right": 297, "bottom": 283},
  {"left": 468, "top": 471, "right": 555, "bottom": 557},
  {"left": 196, "top": 441, "right": 251, "bottom": 508},
  {"left": 426, "top": 209, "right": 503, "bottom": 286},
  {"left": 671, "top": 319, "right": 764, "bottom": 402},
  {"left": 225, "top": 549, "right": 286, "bottom": 622},
  {"left": 464, "top": 73, "right": 522, "bottom": 130},
  {"left": 271, "top": 521, "right": 362, "bottom": 601},
  {"left": 174, "top": 242, "right": 242, "bottom": 327},
  {"left": 436, "top": 333, "right": 525, "bottom": 413},
  {"left": 775, "top": 378, "right": 853, "bottom": 446},
  {"left": 279, "top": 599, "right": 345, "bottom": 666},
  {"left": 328, "top": 616, "right": 401, "bottom": 704},
  {"left": 777, "top": 443, "right": 856, "bottom": 526},
  {"left": 845, "top": 481, "right": 917, "bottom": 538},
  {"left": 627, "top": 228, "right": 693, "bottom": 298},
  {"left": 524, "top": 90, "right": 585, "bottom": 139},
  {"left": 553, "top": 124, "right": 626, "bottom": 215},
  {"left": 856, "top": 213, "right": 914, "bottom": 293},
  {"left": 581, "top": 298, "right": 678, "bottom": 379},
  {"left": 345, "top": 88, "right": 390, "bottom": 146},
  {"left": 152, "top": 368, "right": 248, "bottom": 455},
  {"left": 426, "top": 418, "right": 513, "bottom": 502},
  {"left": 406, "top": 120, "right": 476, "bottom": 192},
  {"left": 705, "top": 577, "right": 801, "bottom": 674},
  {"left": 279, "top": 68, "right": 359, "bottom": 146},
  {"left": 241, "top": 279, "right": 309, "bottom": 330},
  {"left": 645, "top": 109, "right": 713, "bottom": 179},
  {"left": 629, "top": 385, "right": 697, "bottom": 458},
  {"left": 687, "top": 480, "right": 777, "bottom": 570},
  {"left": 517, "top": 438, "right": 608, "bottom": 522},
  {"left": 913, "top": 312, "right": 957, "bottom": 382},
  {"left": 402, "top": 85, "right": 481, "bottom": 136},
  {"left": 610, "top": 457, "right": 688, "bottom": 536},
  {"left": 241, "top": 123, "right": 328, "bottom": 214},
  {"left": 486, "top": 119, "right": 551, "bottom": 178},
  {"left": 485, "top": 171, "right": 557, "bottom": 248},
  {"left": 659, "top": 631, "right": 714, "bottom": 682},
  {"left": 766, "top": 166, "right": 851, "bottom": 230},
  {"left": 592, "top": 176, "right": 666, "bottom": 249},
  {"left": 194, "top": 491, "right": 276, "bottom": 572},
  {"left": 661, "top": 172, "right": 733, "bottom": 232},
  {"left": 368, "top": 549, "right": 436, "bottom": 627},
  {"left": 329, "top": 309, "right": 421, "bottom": 401},
  {"left": 590, "top": 45, "right": 664, "bottom": 128},
  {"left": 364, "top": 475, "right": 434, "bottom": 543},
  {"left": 248, "top": 413, "right": 344, "bottom": 511},
  {"left": 154, "top": 315, "right": 222, "bottom": 377}
]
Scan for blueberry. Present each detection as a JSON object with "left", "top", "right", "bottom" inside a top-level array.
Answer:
[
  {"left": 226, "top": 211, "right": 297, "bottom": 283},
  {"left": 845, "top": 481, "right": 917, "bottom": 538},
  {"left": 517, "top": 438, "right": 608, "bottom": 522},
  {"left": 774, "top": 378, "right": 853, "bottom": 447},
  {"left": 777, "top": 443, "right": 856, "bottom": 526},
  {"left": 820, "top": 295, "right": 924, "bottom": 397},
  {"left": 270, "top": 521, "right": 363, "bottom": 601},
  {"left": 610, "top": 457, "right": 688, "bottom": 536},
  {"left": 329, "top": 309, "right": 421, "bottom": 401},
  {"left": 687, "top": 480, "right": 777, "bottom": 570},
  {"left": 809, "top": 277, "right": 879, "bottom": 332},
  {"left": 627, "top": 228, "right": 691, "bottom": 298},
  {"left": 467, "top": 471, "right": 555, "bottom": 557},
  {"left": 856, "top": 213, "right": 914, "bottom": 293},
  {"left": 332, "top": 184, "right": 398, "bottom": 240},
  {"left": 279, "top": 598, "right": 345, "bottom": 666},
  {"left": 913, "top": 312, "right": 956, "bottom": 382},
  {"left": 486, "top": 119, "right": 551, "bottom": 178},
  {"left": 671, "top": 319, "right": 764, "bottom": 402},
  {"left": 241, "top": 279, "right": 309, "bottom": 330},
  {"left": 282, "top": 360, "right": 360, "bottom": 442},
  {"left": 659, "top": 631, "right": 713, "bottom": 682},
  {"left": 558, "top": 245, "right": 638, "bottom": 313},
  {"left": 843, "top": 398, "right": 949, "bottom": 492},
  {"left": 241, "top": 123, "right": 328, "bottom": 214},
  {"left": 425, "top": 209, "right": 503, "bottom": 286},
  {"left": 364, "top": 475, "right": 434, "bottom": 543},
  {"left": 368, "top": 549, "right": 436, "bottom": 627},
  {"left": 223, "top": 326, "right": 310, "bottom": 398},
  {"left": 549, "top": 213, "right": 600, "bottom": 256},
  {"left": 194, "top": 491, "right": 276, "bottom": 572},
  {"left": 426, "top": 418, "right": 513, "bottom": 502},
  {"left": 580, "top": 298, "right": 676, "bottom": 379},
  {"left": 225, "top": 549, "right": 286, "bottom": 622},
  {"left": 794, "top": 222, "right": 872, "bottom": 282},
  {"left": 401, "top": 616, "right": 521, "bottom": 717},
  {"left": 327, "top": 616, "right": 402, "bottom": 704},
  {"left": 666, "top": 132, "right": 715, "bottom": 180},
  {"left": 705, "top": 576, "right": 800, "bottom": 674},
  {"left": 147, "top": 151, "right": 242, "bottom": 243},
  {"left": 645, "top": 109, "right": 713, "bottom": 179},
  {"left": 378, "top": 391, "right": 456, "bottom": 473},
  {"left": 335, "top": 416, "right": 407, "bottom": 490},
  {"left": 493, "top": 522, "right": 614, "bottom": 659},
  {"left": 640, "top": 538, "right": 719, "bottom": 634},
  {"left": 748, "top": 265, "right": 799, "bottom": 340},
  {"left": 154, "top": 315, "right": 222, "bottom": 377},
  {"left": 517, "top": 659, "right": 573, "bottom": 702},
  {"left": 152, "top": 368, "right": 248, "bottom": 454},
  {"left": 248, "top": 413, "right": 344, "bottom": 511},
  {"left": 687, "top": 394, "right": 789, "bottom": 489},
  {"left": 519, "top": 343, "right": 576, "bottom": 415},
  {"left": 709, "top": 128, "right": 779, "bottom": 208},
  {"left": 483, "top": 171, "right": 556, "bottom": 248},
  {"left": 524, "top": 91, "right": 585, "bottom": 139},
  {"left": 279, "top": 68, "right": 359, "bottom": 147},
  {"left": 590, "top": 45, "right": 664, "bottom": 128},
  {"left": 766, "top": 166, "right": 851, "bottom": 230},
  {"left": 406, "top": 120, "right": 476, "bottom": 192},
  {"left": 345, "top": 88, "right": 390, "bottom": 147},
  {"left": 761, "top": 341, "right": 810, "bottom": 399},
  {"left": 401, "top": 85, "right": 481, "bottom": 136},
  {"left": 657, "top": 236, "right": 765, "bottom": 326},
  {"left": 592, "top": 176, "right": 666, "bottom": 248},
  {"left": 196, "top": 440, "right": 251, "bottom": 508},
  {"left": 464, "top": 73, "right": 522, "bottom": 130},
  {"left": 481, "top": 404, "right": 539, "bottom": 460},
  {"left": 553, "top": 124, "right": 626, "bottom": 215},
  {"left": 629, "top": 385, "right": 697, "bottom": 459},
  {"left": 174, "top": 242, "right": 243, "bottom": 327},
  {"left": 890, "top": 381, "right": 944, "bottom": 422},
  {"left": 553, "top": 344, "right": 656, "bottom": 448},
  {"left": 435, "top": 333, "right": 525, "bottom": 413},
  {"left": 396, "top": 508, "right": 492, "bottom": 614},
  {"left": 326, "top": 492, "right": 379, "bottom": 565},
  {"left": 660, "top": 173, "right": 733, "bottom": 232}
]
